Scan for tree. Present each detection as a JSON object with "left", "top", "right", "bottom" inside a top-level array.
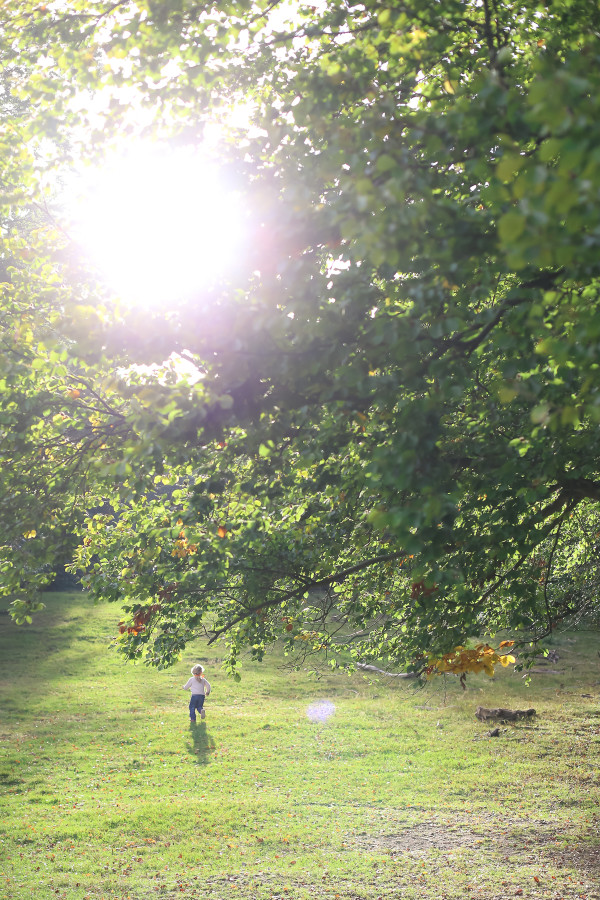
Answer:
[{"left": 1, "top": 0, "right": 600, "bottom": 675}]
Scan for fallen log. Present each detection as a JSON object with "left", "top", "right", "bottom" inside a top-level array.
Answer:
[{"left": 475, "top": 706, "right": 536, "bottom": 722}]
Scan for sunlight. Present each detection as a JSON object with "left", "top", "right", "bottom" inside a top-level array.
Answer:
[{"left": 63, "top": 143, "right": 246, "bottom": 307}]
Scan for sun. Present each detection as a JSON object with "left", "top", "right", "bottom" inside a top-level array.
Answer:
[{"left": 63, "top": 142, "right": 246, "bottom": 307}]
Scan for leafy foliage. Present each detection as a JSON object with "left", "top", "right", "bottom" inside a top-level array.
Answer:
[
  {"left": 1, "top": 0, "right": 600, "bottom": 674},
  {"left": 426, "top": 642, "right": 516, "bottom": 688}
]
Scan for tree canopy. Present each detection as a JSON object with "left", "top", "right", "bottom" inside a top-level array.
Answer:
[{"left": 1, "top": 0, "right": 600, "bottom": 676}]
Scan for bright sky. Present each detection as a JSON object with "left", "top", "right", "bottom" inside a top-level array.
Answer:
[{"left": 63, "top": 141, "right": 248, "bottom": 308}]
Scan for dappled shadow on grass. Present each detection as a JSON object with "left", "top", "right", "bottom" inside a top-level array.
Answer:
[
  {"left": 0, "top": 592, "right": 116, "bottom": 685},
  {"left": 186, "top": 721, "right": 216, "bottom": 765},
  {"left": 0, "top": 593, "right": 179, "bottom": 723}
]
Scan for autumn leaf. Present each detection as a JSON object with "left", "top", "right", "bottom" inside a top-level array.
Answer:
[
  {"left": 218, "top": 525, "right": 227, "bottom": 538},
  {"left": 427, "top": 641, "right": 516, "bottom": 680},
  {"left": 499, "top": 654, "right": 516, "bottom": 667}
]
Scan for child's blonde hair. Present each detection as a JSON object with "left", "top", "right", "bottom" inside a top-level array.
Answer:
[{"left": 191, "top": 664, "right": 204, "bottom": 676}]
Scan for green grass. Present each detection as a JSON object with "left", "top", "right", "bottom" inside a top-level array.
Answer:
[{"left": 1, "top": 592, "right": 599, "bottom": 900}]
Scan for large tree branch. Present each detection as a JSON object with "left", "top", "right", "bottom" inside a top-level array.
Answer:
[
  {"left": 207, "top": 550, "right": 404, "bottom": 644},
  {"left": 555, "top": 478, "right": 600, "bottom": 503}
]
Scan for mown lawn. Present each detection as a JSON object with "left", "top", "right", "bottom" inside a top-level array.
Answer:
[{"left": 0, "top": 592, "right": 599, "bottom": 900}]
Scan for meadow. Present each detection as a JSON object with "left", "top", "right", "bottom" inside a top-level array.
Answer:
[{"left": 0, "top": 591, "right": 599, "bottom": 900}]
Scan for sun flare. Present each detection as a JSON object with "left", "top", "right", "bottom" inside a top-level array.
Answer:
[{"left": 63, "top": 143, "right": 246, "bottom": 307}]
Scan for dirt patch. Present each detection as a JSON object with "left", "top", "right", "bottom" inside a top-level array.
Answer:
[
  {"left": 354, "top": 823, "right": 485, "bottom": 854},
  {"left": 353, "top": 819, "right": 600, "bottom": 878},
  {"left": 504, "top": 827, "right": 600, "bottom": 875},
  {"left": 495, "top": 820, "right": 600, "bottom": 878},
  {"left": 551, "top": 843, "right": 600, "bottom": 875}
]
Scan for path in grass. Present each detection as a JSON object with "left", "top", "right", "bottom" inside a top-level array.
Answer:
[{"left": 1, "top": 592, "right": 599, "bottom": 900}]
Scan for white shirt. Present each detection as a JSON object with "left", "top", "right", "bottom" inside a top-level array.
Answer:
[{"left": 183, "top": 676, "right": 211, "bottom": 696}]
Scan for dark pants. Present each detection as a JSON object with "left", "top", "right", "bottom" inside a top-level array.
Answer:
[{"left": 189, "top": 694, "right": 205, "bottom": 721}]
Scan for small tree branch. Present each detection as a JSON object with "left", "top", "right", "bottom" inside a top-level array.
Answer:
[{"left": 543, "top": 514, "right": 566, "bottom": 631}]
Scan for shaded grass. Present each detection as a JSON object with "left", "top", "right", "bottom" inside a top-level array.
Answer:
[{"left": 0, "top": 592, "right": 599, "bottom": 900}]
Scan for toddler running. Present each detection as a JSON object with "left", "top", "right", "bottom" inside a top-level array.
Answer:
[{"left": 182, "top": 664, "right": 211, "bottom": 723}]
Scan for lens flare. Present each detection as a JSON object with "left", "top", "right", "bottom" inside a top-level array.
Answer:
[{"left": 306, "top": 700, "right": 335, "bottom": 723}]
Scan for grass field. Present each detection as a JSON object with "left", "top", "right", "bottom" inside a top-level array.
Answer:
[{"left": 0, "top": 592, "right": 599, "bottom": 900}]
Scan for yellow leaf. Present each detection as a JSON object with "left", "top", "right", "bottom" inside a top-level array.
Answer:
[
  {"left": 23, "top": 529, "right": 37, "bottom": 539},
  {"left": 443, "top": 79, "right": 456, "bottom": 94},
  {"left": 499, "top": 654, "right": 516, "bottom": 667},
  {"left": 442, "top": 278, "right": 459, "bottom": 290}
]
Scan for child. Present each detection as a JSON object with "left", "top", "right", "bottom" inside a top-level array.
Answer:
[{"left": 182, "top": 664, "right": 211, "bottom": 723}]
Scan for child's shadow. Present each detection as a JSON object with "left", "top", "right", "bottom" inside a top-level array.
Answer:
[{"left": 187, "top": 722, "right": 216, "bottom": 765}]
